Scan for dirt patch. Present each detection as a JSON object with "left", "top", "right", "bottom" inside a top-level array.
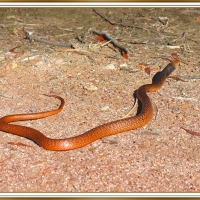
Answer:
[{"left": 0, "top": 7, "right": 200, "bottom": 192}]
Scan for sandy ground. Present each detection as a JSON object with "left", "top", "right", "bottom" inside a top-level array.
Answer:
[{"left": 0, "top": 7, "right": 200, "bottom": 193}]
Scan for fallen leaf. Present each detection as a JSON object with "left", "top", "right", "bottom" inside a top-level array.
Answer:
[
  {"left": 13, "top": 28, "right": 19, "bottom": 34},
  {"left": 108, "top": 25, "right": 115, "bottom": 29},
  {"left": 181, "top": 103, "right": 188, "bottom": 107},
  {"left": 9, "top": 46, "right": 19, "bottom": 53},
  {"left": 88, "top": 147, "right": 95, "bottom": 152},
  {"left": 145, "top": 67, "right": 151, "bottom": 75},
  {"left": 136, "top": 64, "right": 147, "bottom": 69},
  {"left": 171, "top": 53, "right": 179, "bottom": 59}
]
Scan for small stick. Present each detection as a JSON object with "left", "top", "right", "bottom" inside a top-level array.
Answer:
[
  {"left": 178, "top": 75, "right": 200, "bottom": 80},
  {"left": 181, "top": 127, "right": 200, "bottom": 137},
  {"left": 93, "top": 9, "right": 144, "bottom": 30},
  {"left": 168, "top": 76, "right": 186, "bottom": 82},
  {"left": 25, "top": 32, "right": 74, "bottom": 48},
  {"left": 93, "top": 30, "right": 128, "bottom": 54},
  {"left": 101, "top": 40, "right": 112, "bottom": 47}
]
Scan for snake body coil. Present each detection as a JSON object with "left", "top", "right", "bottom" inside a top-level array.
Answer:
[{"left": 0, "top": 60, "right": 180, "bottom": 151}]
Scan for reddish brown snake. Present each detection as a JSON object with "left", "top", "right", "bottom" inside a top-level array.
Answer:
[{"left": 0, "top": 60, "right": 180, "bottom": 151}]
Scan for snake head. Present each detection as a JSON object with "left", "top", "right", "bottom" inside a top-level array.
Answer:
[{"left": 171, "top": 59, "right": 180, "bottom": 68}]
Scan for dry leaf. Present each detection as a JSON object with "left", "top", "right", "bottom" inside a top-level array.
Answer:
[
  {"left": 136, "top": 64, "right": 147, "bottom": 69},
  {"left": 13, "top": 28, "right": 19, "bottom": 34},
  {"left": 108, "top": 25, "right": 115, "bottom": 29},
  {"left": 145, "top": 67, "right": 151, "bottom": 75},
  {"left": 171, "top": 53, "right": 179, "bottom": 59},
  {"left": 181, "top": 103, "right": 188, "bottom": 107}
]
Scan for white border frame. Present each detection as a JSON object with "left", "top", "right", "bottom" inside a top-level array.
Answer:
[
  {"left": 0, "top": 2, "right": 199, "bottom": 198},
  {"left": 0, "top": 2, "right": 199, "bottom": 6},
  {"left": 1, "top": 192, "right": 200, "bottom": 197}
]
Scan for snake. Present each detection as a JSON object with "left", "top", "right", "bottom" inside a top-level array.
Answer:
[{"left": 0, "top": 60, "right": 180, "bottom": 151}]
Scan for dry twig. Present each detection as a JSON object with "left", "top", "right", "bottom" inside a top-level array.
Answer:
[
  {"left": 93, "top": 9, "right": 144, "bottom": 30},
  {"left": 181, "top": 127, "right": 200, "bottom": 136},
  {"left": 93, "top": 30, "right": 128, "bottom": 54},
  {"left": 25, "top": 32, "right": 74, "bottom": 48}
]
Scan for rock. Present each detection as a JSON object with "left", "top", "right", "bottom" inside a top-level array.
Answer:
[{"left": 103, "top": 64, "right": 116, "bottom": 70}]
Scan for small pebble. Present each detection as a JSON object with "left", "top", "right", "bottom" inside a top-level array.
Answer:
[
  {"left": 84, "top": 85, "right": 98, "bottom": 91},
  {"left": 103, "top": 64, "right": 116, "bottom": 70},
  {"left": 101, "top": 105, "right": 109, "bottom": 111},
  {"left": 119, "top": 63, "right": 128, "bottom": 67}
]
